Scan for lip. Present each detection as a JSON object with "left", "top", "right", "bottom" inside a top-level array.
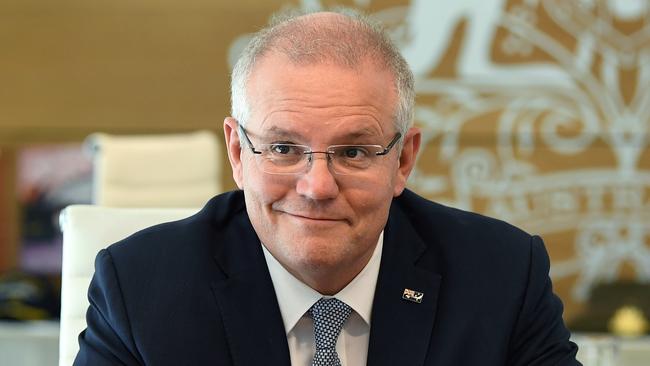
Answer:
[
  {"left": 288, "top": 213, "right": 343, "bottom": 221},
  {"left": 281, "top": 211, "right": 346, "bottom": 223}
]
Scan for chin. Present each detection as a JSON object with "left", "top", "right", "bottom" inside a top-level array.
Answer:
[{"left": 287, "top": 239, "right": 349, "bottom": 269}]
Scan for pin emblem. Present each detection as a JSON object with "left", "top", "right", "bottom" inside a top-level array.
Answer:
[{"left": 402, "top": 288, "right": 424, "bottom": 303}]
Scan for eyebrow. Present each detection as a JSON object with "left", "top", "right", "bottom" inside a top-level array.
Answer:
[
  {"left": 261, "top": 126, "right": 304, "bottom": 140},
  {"left": 262, "top": 125, "right": 382, "bottom": 142}
]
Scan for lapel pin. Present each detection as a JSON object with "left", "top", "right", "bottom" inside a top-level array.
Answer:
[{"left": 402, "top": 288, "right": 424, "bottom": 303}]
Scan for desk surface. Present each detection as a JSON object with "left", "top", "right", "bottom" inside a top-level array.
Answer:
[{"left": 0, "top": 320, "right": 59, "bottom": 366}]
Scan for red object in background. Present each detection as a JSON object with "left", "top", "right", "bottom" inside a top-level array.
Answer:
[{"left": 16, "top": 144, "right": 92, "bottom": 275}]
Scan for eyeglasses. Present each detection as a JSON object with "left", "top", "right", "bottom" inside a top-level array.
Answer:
[{"left": 238, "top": 125, "right": 401, "bottom": 175}]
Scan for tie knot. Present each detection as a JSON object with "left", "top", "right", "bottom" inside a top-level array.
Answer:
[
  {"left": 310, "top": 297, "right": 351, "bottom": 317},
  {"left": 309, "top": 298, "right": 352, "bottom": 351}
]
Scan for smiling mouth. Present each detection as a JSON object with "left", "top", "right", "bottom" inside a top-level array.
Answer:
[
  {"left": 281, "top": 211, "right": 346, "bottom": 223},
  {"left": 288, "top": 213, "right": 342, "bottom": 221}
]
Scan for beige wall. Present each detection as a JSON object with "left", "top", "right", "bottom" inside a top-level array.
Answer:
[{"left": 2, "top": 0, "right": 280, "bottom": 144}]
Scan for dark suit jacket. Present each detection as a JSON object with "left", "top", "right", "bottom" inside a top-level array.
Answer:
[{"left": 75, "top": 189, "right": 580, "bottom": 365}]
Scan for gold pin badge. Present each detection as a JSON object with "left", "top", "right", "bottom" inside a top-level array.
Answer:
[{"left": 402, "top": 288, "right": 424, "bottom": 303}]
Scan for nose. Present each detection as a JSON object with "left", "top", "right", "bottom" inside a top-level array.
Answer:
[{"left": 295, "top": 153, "right": 339, "bottom": 200}]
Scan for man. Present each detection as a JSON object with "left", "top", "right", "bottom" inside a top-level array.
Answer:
[{"left": 75, "top": 10, "right": 581, "bottom": 366}]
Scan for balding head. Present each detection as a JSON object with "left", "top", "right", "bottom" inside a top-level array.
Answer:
[
  {"left": 262, "top": 12, "right": 391, "bottom": 67},
  {"left": 230, "top": 9, "right": 414, "bottom": 136}
]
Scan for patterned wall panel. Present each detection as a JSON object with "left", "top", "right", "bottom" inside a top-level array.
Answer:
[{"left": 228, "top": 0, "right": 650, "bottom": 322}]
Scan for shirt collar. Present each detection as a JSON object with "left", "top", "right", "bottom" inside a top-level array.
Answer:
[{"left": 262, "top": 232, "right": 384, "bottom": 335}]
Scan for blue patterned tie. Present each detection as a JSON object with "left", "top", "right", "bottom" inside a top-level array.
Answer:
[{"left": 309, "top": 298, "right": 352, "bottom": 366}]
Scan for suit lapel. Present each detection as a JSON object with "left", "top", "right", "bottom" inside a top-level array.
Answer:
[
  {"left": 209, "top": 207, "right": 291, "bottom": 366},
  {"left": 367, "top": 202, "right": 442, "bottom": 366}
]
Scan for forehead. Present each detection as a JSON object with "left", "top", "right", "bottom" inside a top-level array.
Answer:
[{"left": 246, "top": 53, "right": 397, "bottom": 139}]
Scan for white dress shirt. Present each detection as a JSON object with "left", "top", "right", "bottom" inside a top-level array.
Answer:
[{"left": 261, "top": 232, "right": 384, "bottom": 366}]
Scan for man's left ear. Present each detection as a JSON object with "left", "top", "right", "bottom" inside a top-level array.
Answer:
[{"left": 393, "top": 127, "right": 421, "bottom": 197}]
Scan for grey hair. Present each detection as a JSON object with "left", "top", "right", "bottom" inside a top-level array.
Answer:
[{"left": 230, "top": 8, "right": 415, "bottom": 137}]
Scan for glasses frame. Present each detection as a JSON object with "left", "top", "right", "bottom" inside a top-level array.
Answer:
[{"left": 237, "top": 124, "right": 402, "bottom": 175}]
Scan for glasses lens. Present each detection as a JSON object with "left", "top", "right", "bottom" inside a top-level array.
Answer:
[
  {"left": 329, "top": 145, "right": 382, "bottom": 174},
  {"left": 257, "top": 144, "right": 309, "bottom": 174}
]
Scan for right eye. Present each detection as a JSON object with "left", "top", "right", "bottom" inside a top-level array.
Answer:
[
  {"left": 270, "top": 144, "right": 292, "bottom": 155},
  {"left": 267, "top": 144, "right": 307, "bottom": 156}
]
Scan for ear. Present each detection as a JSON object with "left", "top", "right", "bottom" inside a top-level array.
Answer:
[
  {"left": 223, "top": 117, "right": 244, "bottom": 189},
  {"left": 393, "top": 127, "right": 421, "bottom": 197}
]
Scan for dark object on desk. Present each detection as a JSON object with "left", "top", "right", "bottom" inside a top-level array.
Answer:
[
  {"left": 0, "top": 271, "right": 60, "bottom": 320},
  {"left": 568, "top": 281, "right": 650, "bottom": 334}
]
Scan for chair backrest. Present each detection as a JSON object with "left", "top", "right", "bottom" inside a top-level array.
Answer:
[
  {"left": 87, "top": 130, "right": 222, "bottom": 207},
  {"left": 58, "top": 205, "right": 199, "bottom": 366}
]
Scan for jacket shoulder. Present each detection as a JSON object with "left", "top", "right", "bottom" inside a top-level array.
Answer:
[{"left": 394, "top": 189, "right": 533, "bottom": 247}]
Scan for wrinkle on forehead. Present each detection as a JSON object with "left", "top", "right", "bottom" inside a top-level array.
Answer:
[
  {"left": 254, "top": 104, "right": 388, "bottom": 141},
  {"left": 258, "top": 103, "right": 385, "bottom": 127},
  {"left": 246, "top": 55, "right": 397, "bottom": 139}
]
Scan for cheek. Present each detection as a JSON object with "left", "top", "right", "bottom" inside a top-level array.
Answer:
[
  {"left": 242, "top": 165, "right": 291, "bottom": 208},
  {"left": 350, "top": 165, "right": 399, "bottom": 200},
  {"left": 345, "top": 183, "right": 393, "bottom": 220},
  {"left": 242, "top": 177, "right": 289, "bottom": 242}
]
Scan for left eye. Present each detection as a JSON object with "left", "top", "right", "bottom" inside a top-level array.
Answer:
[{"left": 339, "top": 147, "right": 369, "bottom": 159}]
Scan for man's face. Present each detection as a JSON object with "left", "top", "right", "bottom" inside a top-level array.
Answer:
[{"left": 224, "top": 53, "right": 420, "bottom": 291}]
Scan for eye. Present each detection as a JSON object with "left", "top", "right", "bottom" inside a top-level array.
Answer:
[
  {"left": 339, "top": 146, "right": 369, "bottom": 159},
  {"left": 270, "top": 144, "right": 292, "bottom": 155},
  {"left": 267, "top": 143, "right": 306, "bottom": 156}
]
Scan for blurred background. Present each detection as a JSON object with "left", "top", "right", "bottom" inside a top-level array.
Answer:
[{"left": 1, "top": 0, "right": 649, "bottom": 364}]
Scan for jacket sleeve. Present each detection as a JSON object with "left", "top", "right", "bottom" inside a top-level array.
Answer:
[
  {"left": 74, "top": 249, "right": 144, "bottom": 366},
  {"left": 507, "top": 236, "right": 582, "bottom": 366}
]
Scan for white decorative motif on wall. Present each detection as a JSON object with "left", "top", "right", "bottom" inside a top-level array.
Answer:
[{"left": 229, "top": 0, "right": 650, "bottom": 302}]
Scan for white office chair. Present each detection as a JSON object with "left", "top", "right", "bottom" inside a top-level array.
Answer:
[
  {"left": 86, "top": 130, "right": 222, "bottom": 207},
  {"left": 58, "top": 205, "right": 199, "bottom": 366}
]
